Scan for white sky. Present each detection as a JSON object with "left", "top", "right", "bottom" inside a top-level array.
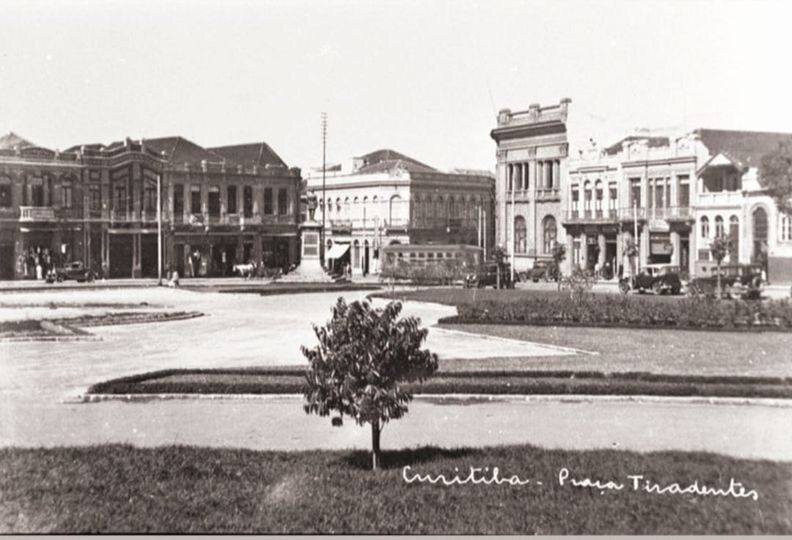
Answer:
[{"left": 1, "top": 0, "right": 791, "bottom": 172}]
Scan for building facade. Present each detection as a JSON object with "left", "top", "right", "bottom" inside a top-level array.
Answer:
[
  {"left": 304, "top": 149, "right": 495, "bottom": 276},
  {"left": 490, "top": 99, "right": 571, "bottom": 274},
  {"left": 0, "top": 132, "right": 301, "bottom": 280},
  {"left": 491, "top": 103, "right": 792, "bottom": 281}
]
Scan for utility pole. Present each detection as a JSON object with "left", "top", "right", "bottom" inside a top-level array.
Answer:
[
  {"left": 321, "top": 112, "right": 327, "bottom": 267},
  {"left": 510, "top": 166, "right": 515, "bottom": 284},
  {"left": 157, "top": 174, "right": 163, "bottom": 286}
]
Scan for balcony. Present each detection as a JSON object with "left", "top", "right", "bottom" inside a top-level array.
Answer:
[
  {"left": 696, "top": 191, "right": 743, "bottom": 207},
  {"left": 563, "top": 209, "right": 618, "bottom": 224},
  {"left": 536, "top": 188, "right": 561, "bottom": 201},
  {"left": 618, "top": 206, "right": 692, "bottom": 222},
  {"left": 19, "top": 206, "right": 56, "bottom": 222}
]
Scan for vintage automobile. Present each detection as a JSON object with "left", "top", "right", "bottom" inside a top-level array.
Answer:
[
  {"left": 45, "top": 261, "right": 95, "bottom": 283},
  {"left": 528, "top": 259, "right": 560, "bottom": 283},
  {"left": 687, "top": 264, "right": 763, "bottom": 299},
  {"left": 464, "top": 261, "right": 514, "bottom": 289},
  {"left": 618, "top": 264, "right": 682, "bottom": 295}
]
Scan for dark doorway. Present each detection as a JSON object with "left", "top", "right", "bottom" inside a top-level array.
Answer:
[
  {"left": 363, "top": 243, "right": 370, "bottom": 275},
  {"left": 752, "top": 207, "right": 768, "bottom": 261},
  {"left": 108, "top": 235, "right": 133, "bottom": 278},
  {"left": 140, "top": 234, "right": 159, "bottom": 278},
  {"left": 173, "top": 243, "right": 185, "bottom": 277},
  {"left": 0, "top": 245, "right": 14, "bottom": 279}
]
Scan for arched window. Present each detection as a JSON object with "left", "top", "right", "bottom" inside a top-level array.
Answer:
[
  {"left": 514, "top": 216, "right": 527, "bottom": 254},
  {"left": 542, "top": 215, "right": 557, "bottom": 254},
  {"left": 700, "top": 216, "right": 709, "bottom": 239},
  {"left": 752, "top": 207, "right": 769, "bottom": 261},
  {"left": 594, "top": 180, "right": 603, "bottom": 217},
  {"left": 353, "top": 239, "right": 360, "bottom": 269},
  {"left": 584, "top": 181, "right": 592, "bottom": 217},
  {"left": 0, "top": 175, "right": 11, "bottom": 208},
  {"left": 729, "top": 215, "right": 740, "bottom": 262},
  {"left": 335, "top": 197, "right": 341, "bottom": 214},
  {"left": 389, "top": 194, "right": 403, "bottom": 225},
  {"left": 715, "top": 215, "right": 724, "bottom": 238}
]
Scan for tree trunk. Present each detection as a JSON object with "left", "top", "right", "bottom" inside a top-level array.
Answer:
[
  {"left": 371, "top": 419, "right": 381, "bottom": 471},
  {"left": 716, "top": 261, "right": 722, "bottom": 300}
]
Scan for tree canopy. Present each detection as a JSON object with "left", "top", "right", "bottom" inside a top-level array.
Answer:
[{"left": 760, "top": 138, "right": 792, "bottom": 214}]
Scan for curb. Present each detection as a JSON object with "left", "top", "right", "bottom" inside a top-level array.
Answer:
[{"left": 73, "top": 392, "right": 792, "bottom": 408}]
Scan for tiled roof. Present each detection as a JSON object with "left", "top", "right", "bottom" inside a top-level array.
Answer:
[
  {"left": 143, "top": 136, "right": 225, "bottom": 166},
  {"left": 0, "top": 132, "right": 38, "bottom": 151},
  {"left": 207, "top": 142, "right": 287, "bottom": 168},
  {"left": 356, "top": 148, "right": 436, "bottom": 173},
  {"left": 695, "top": 129, "right": 792, "bottom": 168}
]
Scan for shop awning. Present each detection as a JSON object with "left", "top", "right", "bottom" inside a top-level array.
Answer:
[{"left": 326, "top": 243, "right": 350, "bottom": 259}]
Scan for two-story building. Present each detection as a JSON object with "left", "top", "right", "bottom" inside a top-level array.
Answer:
[
  {"left": 304, "top": 149, "right": 495, "bottom": 275},
  {"left": 0, "top": 132, "right": 301, "bottom": 280}
]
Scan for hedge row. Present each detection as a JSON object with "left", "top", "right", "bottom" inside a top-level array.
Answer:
[{"left": 454, "top": 295, "right": 792, "bottom": 331}]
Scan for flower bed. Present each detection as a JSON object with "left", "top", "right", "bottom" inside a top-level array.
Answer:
[{"left": 449, "top": 295, "right": 792, "bottom": 331}]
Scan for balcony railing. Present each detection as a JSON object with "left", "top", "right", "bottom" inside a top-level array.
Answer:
[
  {"left": 564, "top": 208, "right": 618, "bottom": 224},
  {"left": 618, "top": 206, "right": 692, "bottom": 221},
  {"left": 536, "top": 188, "right": 561, "bottom": 201},
  {"left": 697, "top": 191, "right": 743, "bottom": 207},
  {"left": 19, "top": 206, "right": 56, "bottom": 222}
]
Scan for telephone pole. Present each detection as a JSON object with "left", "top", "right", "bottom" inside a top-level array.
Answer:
[{"left": 321, "top": 112, "right": 327, "bottom": 266}]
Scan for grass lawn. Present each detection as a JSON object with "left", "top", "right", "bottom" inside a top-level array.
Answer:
[
  {"left": 440, "top": 323, "right": 792, "bottom": 378},
  {"left": 1, "top": 444, "right": 789, "bottom": 534}
]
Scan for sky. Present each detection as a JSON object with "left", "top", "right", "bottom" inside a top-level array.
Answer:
[{"left": 1, "top": 0, "right": 791, "bottom": 172}]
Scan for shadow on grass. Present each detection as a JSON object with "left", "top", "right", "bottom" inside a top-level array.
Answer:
[{"left": 340, "top": 445, "right": 478, "bottom": 470}]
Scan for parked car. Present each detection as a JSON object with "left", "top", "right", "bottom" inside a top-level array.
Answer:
[
  {"left": 45, "top": 261, "right": 95, "bottom": 283},
  {"left": 528, "top": 259, "right": 560, "bottom": 283},
  {"left": 464, "top": 261, "right": 514, "bottom": 289},
  {"left": 687, "top": 264, "right": 763, "bottom": 299},
  {"left": 619, "top": 264, "right": 682, "bottom": 295}
]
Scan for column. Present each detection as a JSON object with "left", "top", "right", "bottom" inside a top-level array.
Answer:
[
  {"left": 553, "top": 160, "right": 560, "bottom": 189},
  {"left": 640, "top": 225, "right": 650, "bottom": 268},
  {"left": 580, "top": 231, "right": 588, "bottom": 270},
  {"left": 616, "top": 231, "right": 624, "bottom": 276},
  {"left": 598, "top": 232, "right": 606, "bottom": 267},
  {"left": 670, "top": 230, "right": 681, "bottom": 266},
  {"left": 565, "top": 232, "right": 574, "bottom": 276}
]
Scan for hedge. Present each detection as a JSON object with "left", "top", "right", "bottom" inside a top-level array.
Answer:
[{"left": 452, "top": 294, "right": 792, "bottom": 331}]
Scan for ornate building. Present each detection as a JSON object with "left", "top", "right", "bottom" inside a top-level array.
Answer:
[
  {"left": 0, "top": 132, "right": 301, "bottom": 280},
  {"left": 304, "top": 149, "right": 495, "bottom": 275},
  {"left": 490, "top": 99, "right": 571, "bottom": 273}
]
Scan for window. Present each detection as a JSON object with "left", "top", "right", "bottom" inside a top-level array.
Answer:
[
  {"left": 678, "top": 177, "right": 690, "bottom": 207},
  {"left": 227, "top": 185, "right": 237, "bottom": 214},
  {"left": 594, "top": 180, "right": 603, "bottom": 216},
  {"left": 700, "top": 216, "right": 710, "bottom": 239},
  {"left": 208, "top": 186, "right": 220, "bottom": 217},
  {"left": 90, "top": 185, "right": 101, "bottom": 211},
  {"left": 61, "top": 183, "right": 73, "bottom": 208},
  {"left": 715, "top": 215, "right": 724, "bottom": 238},
  {"left": 571, "top": 188, "right": 579, "bottom": 216},
  {"left": 144, "top": 181, "right": 157, "bottom": 212},
  {"left": 608, "top": 184, "right": 618, "bottom": 213},
  {"left": 263, "top": 187, "right": 273, "bottom": 214},
  {"left": 243, "top": 186, "right": 253, "bottom": 217},
  {"left": 114, "top": 185, "right": 127, "bottom": 214},
  {"left": 654, "top": 178, "right": 665, "bottom": 209},
  {"left": 173, "top": 184, "right": 184, "bottom": 217},
  {"left": 583, "top": 182, "right": 592, "bottom": 216},
  {"left": 190, "top": 185, "right": 202, "bottom": 214},
  {"left": 542, "top": 215, "right": 557, "bottom": 254},
  {"left": 277, "top": 188, "right": 288, "bottom": 215},
  {"left": 781, "top": 214, "right": 792, "bottom": 242},
  {"left": 0, "top": 179, "right": 11, "bottom": 208},
  {"left": 514, "top": 216, "right": 527, "bottom": 254},
  {"left": 630, "top": 178, "right": 642, "bottom": 208}
]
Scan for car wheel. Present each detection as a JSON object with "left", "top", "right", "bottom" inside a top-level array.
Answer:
[
  {"left": 652, "top": 282, "right": 664, "bottom": 295},
  {"left": 671, "top": 287, "right": 680, "bottom": 296},
  {"left": 618, "top": 280, "right": 629, "bottom": 294},
  {"left": 56, "top": 275, "right": 64, "bottom": 283}
]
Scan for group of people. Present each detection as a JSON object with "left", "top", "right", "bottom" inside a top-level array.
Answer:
[{"left": 17, "top": 247, "right": 55, "bottom": 280}]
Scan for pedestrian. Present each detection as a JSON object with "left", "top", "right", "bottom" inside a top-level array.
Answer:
[{"left": 169, "top": 269, "right": 180, "bottom": 288}]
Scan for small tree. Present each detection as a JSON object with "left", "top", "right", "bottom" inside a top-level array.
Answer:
[
  {"left": 302, "top": 298, "right": 439, "bottom": 470},
  {"left": 760, "top": 138, "right": 792, "bottom": 215},
  {"left": 710, "top": 235, "right": 732, "bottom": 299},
  {"left": 551, "top": 243, "right": 566, "bottom": 281}
]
